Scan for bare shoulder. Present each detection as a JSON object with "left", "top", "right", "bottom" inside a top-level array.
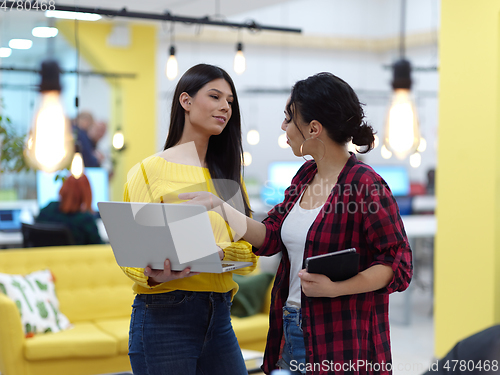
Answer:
[{"left": 157, "top": 143, "right": 203, "bottom": 167}]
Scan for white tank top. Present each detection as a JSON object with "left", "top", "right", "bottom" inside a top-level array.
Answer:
[{"left": 281, "top": 191, "right": 323, "bottom": 306}]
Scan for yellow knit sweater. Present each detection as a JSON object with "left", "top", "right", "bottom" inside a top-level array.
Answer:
[{"left": 121, "top": 155, "right": 258, "bottom": 297}]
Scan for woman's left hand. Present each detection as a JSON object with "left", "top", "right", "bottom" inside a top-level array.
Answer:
[{"left": 299, "top": 269, "right": 338, "bottom": 298}]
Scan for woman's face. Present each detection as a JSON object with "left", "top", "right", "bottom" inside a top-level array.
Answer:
[
  {"left": 281, "top": 98, "right": 305, "bottom": 157},
  {"left": 184, "top": 78, "right": 233, "bottom": 137}
]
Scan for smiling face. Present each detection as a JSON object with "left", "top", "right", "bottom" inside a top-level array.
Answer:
[
  {"left": 281, "top": 97, "right": 307, "bottom": 157},
  {"left": 182, "top": 78, "right": 233, "bottom": 137}
]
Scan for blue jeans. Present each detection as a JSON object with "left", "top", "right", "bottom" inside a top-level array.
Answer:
[
  {"left": 128, "top": 290, "right": 247, "bottom": 375},
  {"left": 277, "top": 305, "right": 307, "bottom": 375}
]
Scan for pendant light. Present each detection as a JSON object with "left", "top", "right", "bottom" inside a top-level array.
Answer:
[
  {"left": 247, "top": 129, "right": 259, "bottom": 145},
  {"left": 70, "top": 143, "right": 84, "bottom": 178},
  {"left": 165, "top": 22, "right": 178, "bottom": 80},
  {"left": 382, "top": 0, "right": 420, "bottom": 160},
  {"left": 233, "top": 42, "right": 246, "bottom": 75},
  {"left": 166, "top": 46, "right": 178, "bottom": 80},
  {"left": 24, "top": 60, "right": 74, "bottom": 172},
  {"left": 112, "top": 127, "right": 125, "bottom": 150},
  {"left": 112, "top": 86, "right": 126, "bottom": 151},
  {"left": 70, "top": 18, "right": 84, "bottom": 177}
]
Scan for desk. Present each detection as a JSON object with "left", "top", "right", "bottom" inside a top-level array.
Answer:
[
  {"left": 400, "top": 214, "right": 436, "bottom": 325},
  {"left": 0, "top": 231, "right": 23, "bottom": 247},
  {"left": 0, "top": 219, "right": 109, "bottom": 248},
  {"left": 401, "top": 214, "right": 437, "bottom": 237}
]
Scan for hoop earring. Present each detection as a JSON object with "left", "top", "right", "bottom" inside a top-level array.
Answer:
[{"left": 299, "top": 137, "right": 326, "bottom": 162}]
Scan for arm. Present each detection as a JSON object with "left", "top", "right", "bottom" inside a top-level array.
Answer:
[
  {"left": 300, "top": 175, "right": 412, "bottom": 299},
  {"left": 177, "top": 191, "right": 266, "bottom": 248},
  {"left": 362, "top": 180, "right": 413, "bottom": 294},
  {"left": 179, "top": 162, "right": 313, "bottom": 256},
  {"left": 219, "top": 240, "right": 258, "bottom": 275},
  {"left": 298, "top": 264, "right": 394, "bottom": 298}
]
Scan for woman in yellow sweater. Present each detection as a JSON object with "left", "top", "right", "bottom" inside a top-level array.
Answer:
[{"left": 122, "top": 64, "right": 257, "bottom": 375}]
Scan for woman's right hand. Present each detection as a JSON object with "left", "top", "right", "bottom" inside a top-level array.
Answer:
[{"left": 144, "top": 259, "right": 200, "bottom": 286}]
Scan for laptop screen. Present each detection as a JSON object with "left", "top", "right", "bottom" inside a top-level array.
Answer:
[
  {"left": 0, "top": 209, "right": 21, "bottom": 231},
  {"left": 370, "top": 165, "right": 410, "bottom": 197},
  {"left": 36, "top": 167, "right": 110, "bottom": 212}
]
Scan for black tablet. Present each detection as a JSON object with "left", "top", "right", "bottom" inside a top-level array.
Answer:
[{"left": 304, "top": 248, "right": 360, "bottom": 282}]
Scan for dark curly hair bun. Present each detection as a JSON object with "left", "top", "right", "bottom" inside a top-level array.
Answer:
[
  {"left": 287, "top": 72, "right": 376, "bottom": 154},
  {"left": 352, "top": 122, "right": 376, "bottom": 153}
]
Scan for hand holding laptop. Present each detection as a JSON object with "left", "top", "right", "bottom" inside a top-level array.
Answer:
[
  {"left": 144, "top": 247, "right": 224, "bottom": 285},
  {"left": 144, "top": 259, "right": 200, "bottom": 286}
]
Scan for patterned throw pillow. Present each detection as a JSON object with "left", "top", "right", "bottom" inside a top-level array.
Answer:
[{"left": 0, "top": 269, "right": 71, "bottom": 337}]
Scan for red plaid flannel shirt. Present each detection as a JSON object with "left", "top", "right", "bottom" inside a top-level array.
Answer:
[{"left": 254, "top": 154, "right": 413, "bottom": 375}]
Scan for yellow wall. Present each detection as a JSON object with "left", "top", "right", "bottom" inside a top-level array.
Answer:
[
  {"left": 436, "top": 0, "right": 500, "bottom": 357},
  {"left": 58, "top": 21, "right": 157, "bottom": 201}
]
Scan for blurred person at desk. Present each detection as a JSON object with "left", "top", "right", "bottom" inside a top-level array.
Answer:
[
  {"left": 88, "top": 120, "right": 114, "bottom": 177},
  {"left": 73, "top": 111, "right": 101, "bottom": 168},
  {"left": 36, "top": 174, "right": 103, "bottom": 245}
]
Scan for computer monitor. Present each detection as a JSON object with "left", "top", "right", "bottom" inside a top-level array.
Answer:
[
  {"left": 370, "top": 165, "right": 410, "bottom": 197},
  {"left": 261, "top": 161, "right": 303, "bottom": 206},
  {"left": 36, "top": 168, "right": 110, "bottom": 212}
]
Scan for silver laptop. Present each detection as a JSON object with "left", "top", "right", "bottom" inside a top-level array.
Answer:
[{"left": 98, "top": 201, "right": 252, "bottom": 273}]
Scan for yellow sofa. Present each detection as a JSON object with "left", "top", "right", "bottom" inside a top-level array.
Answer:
[{"left": 0, "top": 245, "right": 271, "bottom": 375}]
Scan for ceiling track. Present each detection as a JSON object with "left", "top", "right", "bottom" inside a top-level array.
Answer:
[{"left": 4, "top": 1, "right": 302, "bottom": 34}]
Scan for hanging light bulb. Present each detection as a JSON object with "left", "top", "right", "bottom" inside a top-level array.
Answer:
[
  {"left": 417, "top": 137, "right": 427, "bottom": 152},
  {"left": 70, "top": 144, "right": 84, "bottom": 179},
  {"left": 409, "top": 152, "right": 421, "bottom": 168},
  {"left": 381, "top": 144, "right": 392, "bottom": 159},
  {"left": 166, "top": 46, "right": 178, "bottom": 81},
  {"left": 233, "top": 42, "right": 246, "bottom": 75},
  {"left": 24, "top": 60, "right": 74, "bottom": 173},
  {"left": 242, "top": 151, "right": 252, "bottom": 166},
  {"left": 112, "top": 127, "right": 125, "bottom": 150},
  {"left": 383, "top": 59, "right": 420, "bottom": 160},
  {"left": 247, "top": 129, "right": 260, "bottom": 145}
]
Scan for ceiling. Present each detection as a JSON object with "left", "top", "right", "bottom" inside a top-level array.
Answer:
[
  {"left": 0, "top": 0, "right": 294, "bottom": 61},
  {"left": 0, "top": 0, "right": 294, "bottom": 37}
]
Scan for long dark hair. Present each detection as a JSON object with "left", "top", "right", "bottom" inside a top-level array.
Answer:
[
  {"left": 164, "top": 64, "right": 251, "bottom": 216},
  {"left": 286, "top": 72, "right": 375, "bottom": 153}
]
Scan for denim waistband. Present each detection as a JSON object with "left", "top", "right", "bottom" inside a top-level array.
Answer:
[
  {"left": 282, "top": 305, "right": 302, "bottom": 325},
  {"left": 137, "top": 290, "right": 231, "bottom": 303}
]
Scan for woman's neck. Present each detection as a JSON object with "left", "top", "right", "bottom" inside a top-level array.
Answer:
[
  {"left": 175, "top": 133, "right": 210, "bottom": 168},
  {"left": 313, "top": 141, "right": 351, "bottom": 183}
]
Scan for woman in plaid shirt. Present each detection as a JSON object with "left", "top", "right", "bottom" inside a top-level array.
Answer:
[{"left": 182, "top": 72, "right": 413, "bottom": 375}]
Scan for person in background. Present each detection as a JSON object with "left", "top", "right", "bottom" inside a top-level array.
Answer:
[
  {"left": 122, "top": 63, "right": 257, "bottom": 375},
  {"left": 73, "top": 111, "right": 100, "bottom": 168},
  {"left": 181, "top": 72, "right": 413, "bottom": 375},
  {"left": 88, "top": 120, "right": 113, "bottom": 175},
  {"left": 36, "top": 174, "right": 102, "bottom": 245}
]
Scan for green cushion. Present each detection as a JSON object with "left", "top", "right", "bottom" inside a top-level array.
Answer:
[
  {"left": 232, "top": 272, "right": 274, "bottom": 318},
  {"left": 0, "top": 269, "right": 71, "bottom": 337}
]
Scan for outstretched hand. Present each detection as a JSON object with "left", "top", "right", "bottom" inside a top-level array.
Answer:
[
  {"left": 178, "top": 191, "right": 225, "bottom": 216},
  {"left": 144, "top": 259, "right": 200, "bottom": 286}
]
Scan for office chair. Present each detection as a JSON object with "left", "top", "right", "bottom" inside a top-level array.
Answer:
[{"left": 21, "top": 222, "right": 76, "bottom": 248}]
